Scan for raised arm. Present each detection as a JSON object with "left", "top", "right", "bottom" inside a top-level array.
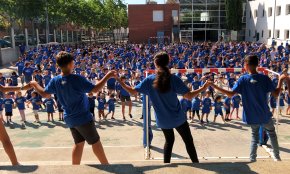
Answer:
[
  {"left": 211, "top": 83, "right": 236, "bottom": 98},
  {"left": 184, "top": 81, "right": 210, "bottom": 99},
  {"left": 0, "top": 84, "right": 31, "bottom": 93},
  {"left": 90, "top": 71, "right": 116, "bottom": 93},
  {"left": 116, "top": 78, "right": 138, "bottom": 96},
  {"left": 29, "top": 81, "right": 51, "bottom": 98}
]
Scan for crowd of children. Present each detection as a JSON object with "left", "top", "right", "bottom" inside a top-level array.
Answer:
[{"left": 0, "top": 41, "right": 289, "bottom": 128}]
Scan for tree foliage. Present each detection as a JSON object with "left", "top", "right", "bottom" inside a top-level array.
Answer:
[
  {"left": 0, "top": 0, "right": 128, "bottom": 31},
  {"left": 225, "top": 0, "right": 243, "bottom": 31}
]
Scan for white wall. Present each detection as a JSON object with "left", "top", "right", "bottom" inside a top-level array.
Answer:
[
  {"left": 246, "top": 0, "right": 290, "bottom": 46},
  {"left": 0, "top": 47, "right": 20, "bottom": 66}
]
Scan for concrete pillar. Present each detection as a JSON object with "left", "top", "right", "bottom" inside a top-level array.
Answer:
[
  {"left": 11, "top": 27, "right": 15, "bottom": 48},
  {"left": 36, "top": 28, "right": 40, "bottom": 45},
  {"left": 71, "top": 31, "right": 74, "bottom": 43},
  {"left": 60, "top": 30, "right": 63, "bottom": 43},
  {"left": 53, "top": 29, "right": 56, "bottom": 42},
  {"left": 66, "top": 30, "right": 69, "bottom": 43},
  {"left": 25, "top": 28, "right": 29, "bottom": 48}
]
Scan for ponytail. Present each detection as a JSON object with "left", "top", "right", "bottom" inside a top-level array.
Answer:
[{"left": 153, "top": 52, "right": 171, "bottom": 93}]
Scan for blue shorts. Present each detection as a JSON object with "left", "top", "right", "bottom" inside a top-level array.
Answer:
[
  {"left": 202, "top": 108, "right": 210, "bottom": 114},
  {"left": 109, "top": 107, "right": 115, "bottom": 113},
  {"left": 215, "top": 111, "right": 223, "bottom": 116}
]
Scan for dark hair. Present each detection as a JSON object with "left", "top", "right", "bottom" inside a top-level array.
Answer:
[
  {"left": 153, "top": 52, "right": 171, "bottom": 93},
  {"left": 56, "top": 51, "right": 74, "bottom": 68},
  {"left": 215, "top": 95, "right": 222, "bottom": 102},
  {"left": 244, "top": 55, "right": 258, "bottom": 67}
]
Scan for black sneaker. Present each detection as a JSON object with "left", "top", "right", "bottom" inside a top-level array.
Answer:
[{"left": 129, "top": 114, "right": 133, "bottom": 118}]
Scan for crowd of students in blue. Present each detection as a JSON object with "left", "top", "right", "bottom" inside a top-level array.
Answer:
[{"left": 0, "top": 41, "right": 289, "bottom": 136}]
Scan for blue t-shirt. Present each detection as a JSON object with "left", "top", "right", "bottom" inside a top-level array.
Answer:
[
  {"left": 232, "top": 95, "right": 242, "bottom": 108},
  {"left": 192, "top": 81, "right": 201, "bottom": 90},
  {"left": 97, "top": 98, "right": 106, "bottom": 110},
  {"left": 43, "top": 98, "right": 55, "bottom": 113},
  {"left": 192, "top": 97, "right": 201, "bottom": 110},
  {"left": 88, "top": 96, "right": 96, "bottom": 108},
  {"left": 202, "top": 98, "right": 212, "bottom": 113},
  {"left": 15, "top": 97, "right": 26, "bottom": 110},
  {"left": 44, "top": 74, "right": 95, "bottom": 128},
  {"left": 4, "top": 98, "right": 14, "bottom": 112},
  {"left": 180, "top": 98, "right": 188, "bottom": 113},
  {"left": 135, "top": 74, "right": 189, "bottom": 129},
  {"left": 43, "top": 75, "right": 52, "bottom": 86},
  {"left": 0, "top": 99, "right": 3, "bottom": 111},
  {"left": 29, "top": 97, "right": 41, "bottom": 110},
  {"left": 107, "top": 98, "right": 116, "bottom": 109},
  {"left": 232, "top": 73, "right": 275, "bottom": 124},
  {"left": 214, "top": 101, "right": 223, "bottom": 113},
  {"left": 119, "top": 81, "right": 131, "bottom": 97}
]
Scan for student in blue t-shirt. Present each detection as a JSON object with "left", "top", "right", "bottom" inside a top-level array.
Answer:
[
  {"left": 97, "top": 93, "right": 106, "bottom": 120},
  {"left": 22, "top": 62, "right": 34, "bottom": 84},
  {"left": 4, "top": 94, "right": 14, "bottom": 124},
  {"left": 231, "top": 94, "right": 242, "bottom": 119},
  {"left": 15, "top": 91, "right": 27, "bottom": 126},
  {"left": 213, "top": 95, "right": 226, "bottom": 123},
  {"left": 269, "top": 93, "right": 277, "bottom": 116},
  {"left": 43, "top": 70, "right": 52, "bottom": 87},
  {"left": 28, "top": 92, "right": 42, "bottom": 123},
  {"left": 211, "top": 55, "right": 286, "bottom": 162},
  {"left": 224, "top": 96, "right": 231, "bottom": 121},
  {"left": 29, "top": 51, "right": 112, "bottom": 165},
  {"left": 201, "top": 91, "right": 212, "bottom": 124},
  {"left": 43, "top": 96, "right": 57, "bottom": 122},
  {"left": 116, "top": 52, "right": 210, "bottom": 164},
  {"left": 105, "top": 94, "right": 116, "bottom": 119},
  {"left": 278, "top": 91, "right": 285, "bottom": 115},
  {"left": 118, "top": 76, "right": 133, "bottom": 120},
  {"left": 191, "top": 95, "right": 201, "bottom": 123},
  {"left": 88, "top": 93, "right": 97, "bottom": 120}
]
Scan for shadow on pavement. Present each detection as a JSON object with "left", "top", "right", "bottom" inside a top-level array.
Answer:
[
  {"left": 0, "top": 165, "right": 38, "bottom": 173},
  {"left": 87, "top": 162, "right": 258, "bottom": 174}
]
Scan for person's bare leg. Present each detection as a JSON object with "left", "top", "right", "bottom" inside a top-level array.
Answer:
[
  {"left": 122, "top": 102, "right": 126, "bottom": 119},
  {"left": 72, "top": 141, "right": 85, "bottom": 165},
  {"left": 128, "top": 101, "right": 132, "bottom": 115},
  {"left": 92, "top": 140, "right": 109, "bottom": 164},
  {"left": 0, "top": 122, "right": 19, "bottom": 165}
]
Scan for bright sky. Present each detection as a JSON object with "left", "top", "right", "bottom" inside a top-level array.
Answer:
[{"left": 125, "top": 0, "right": 165, "bottom": 4}]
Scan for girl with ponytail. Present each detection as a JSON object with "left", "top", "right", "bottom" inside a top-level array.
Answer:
[{"left": 117, "top": 52, "right": 210, "bottom": 163}]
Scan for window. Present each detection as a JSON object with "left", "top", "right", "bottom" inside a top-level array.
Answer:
[
  {"left": 172, "top": 10, "right": 178, "bottom": 17},
  {"left": 286, "top": 4, "right": 290, "bottom": 15},
  {"left": 153, "top": 10, "right": 164, "bottom": 22},
  {"left": 254, "top": 10, "right": 258, "bottom": 18},
  {"left": 249, "top": 30, "right": 251, "bottom": 37},
  {"left": 268, "top": 30, "right": 272, "bottom": 38},
  {"left": 268, "top": 7, "right": 272, "bottom": 17},
  {"left": 276, "top": 6, "right": 281, "bottom": 16},
  {"left": 276, "top": 30, "right": 280, "bottom": 38},
  {"left": 261, "top": 30, "right": 264, "bottom": 38},
  {"left": 285, "top": 30, "right": 290, "bottom": 39}
]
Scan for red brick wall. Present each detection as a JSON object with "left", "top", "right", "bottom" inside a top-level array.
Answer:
[{"left": 128, "top": 4, "right": 179, "bottom": 43}]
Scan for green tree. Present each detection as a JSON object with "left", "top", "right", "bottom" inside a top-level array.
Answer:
[{"left": 225, "top": 0, "right": 243, "bottom": 31}]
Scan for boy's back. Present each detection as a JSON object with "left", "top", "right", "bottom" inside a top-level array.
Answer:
[
  {"left": 45, "top": 74, "right": 95, "bottom": 127},
  {"left": 232, "top": 73, "right": 275, "bottom": 124}
]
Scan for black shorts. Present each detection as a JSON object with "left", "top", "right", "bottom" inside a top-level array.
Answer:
[
  {"left": 120, "top": 95, "right": 131, "bottom": 102},
  {"left": 70, "top": 121, "right": 100, "bottom": 145},
  {"left": 225, "top": 109, "right": 230, "bottom": 114},
  {"left": 5, "top": 112, "right": 13, "bottom": 116}
]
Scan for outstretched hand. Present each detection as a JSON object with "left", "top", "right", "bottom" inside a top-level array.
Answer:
[
  {"left": 29, "top": 81, "right": 38, "bottom": 88},
  {"left": 22, "top": 83, "right": 32, "bottom": 90}
]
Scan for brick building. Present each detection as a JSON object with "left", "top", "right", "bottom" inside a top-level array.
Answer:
[{"left": 128, "top": 4, "right": 179, "bottom": 44}]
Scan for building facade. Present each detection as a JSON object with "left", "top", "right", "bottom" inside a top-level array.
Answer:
[
  {"left": 179, "top": 0, "right": 227, "bottom": 41},
  {"left": 246, "top": 0, "right": 290, "bottom": 45},
  {"left": 128, "top": 4, "right": 179, "bottom": 44}
]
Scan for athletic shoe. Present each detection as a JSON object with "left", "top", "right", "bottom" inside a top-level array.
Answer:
[
  {"left": 274, "top": 157, "right": 282, "bottom": 162},
  {"left": 250, "top": 158, "right": 256, "bottom": 162},
  {"left": 129, "top": 114, "right": 133, "bottom": 118}
]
